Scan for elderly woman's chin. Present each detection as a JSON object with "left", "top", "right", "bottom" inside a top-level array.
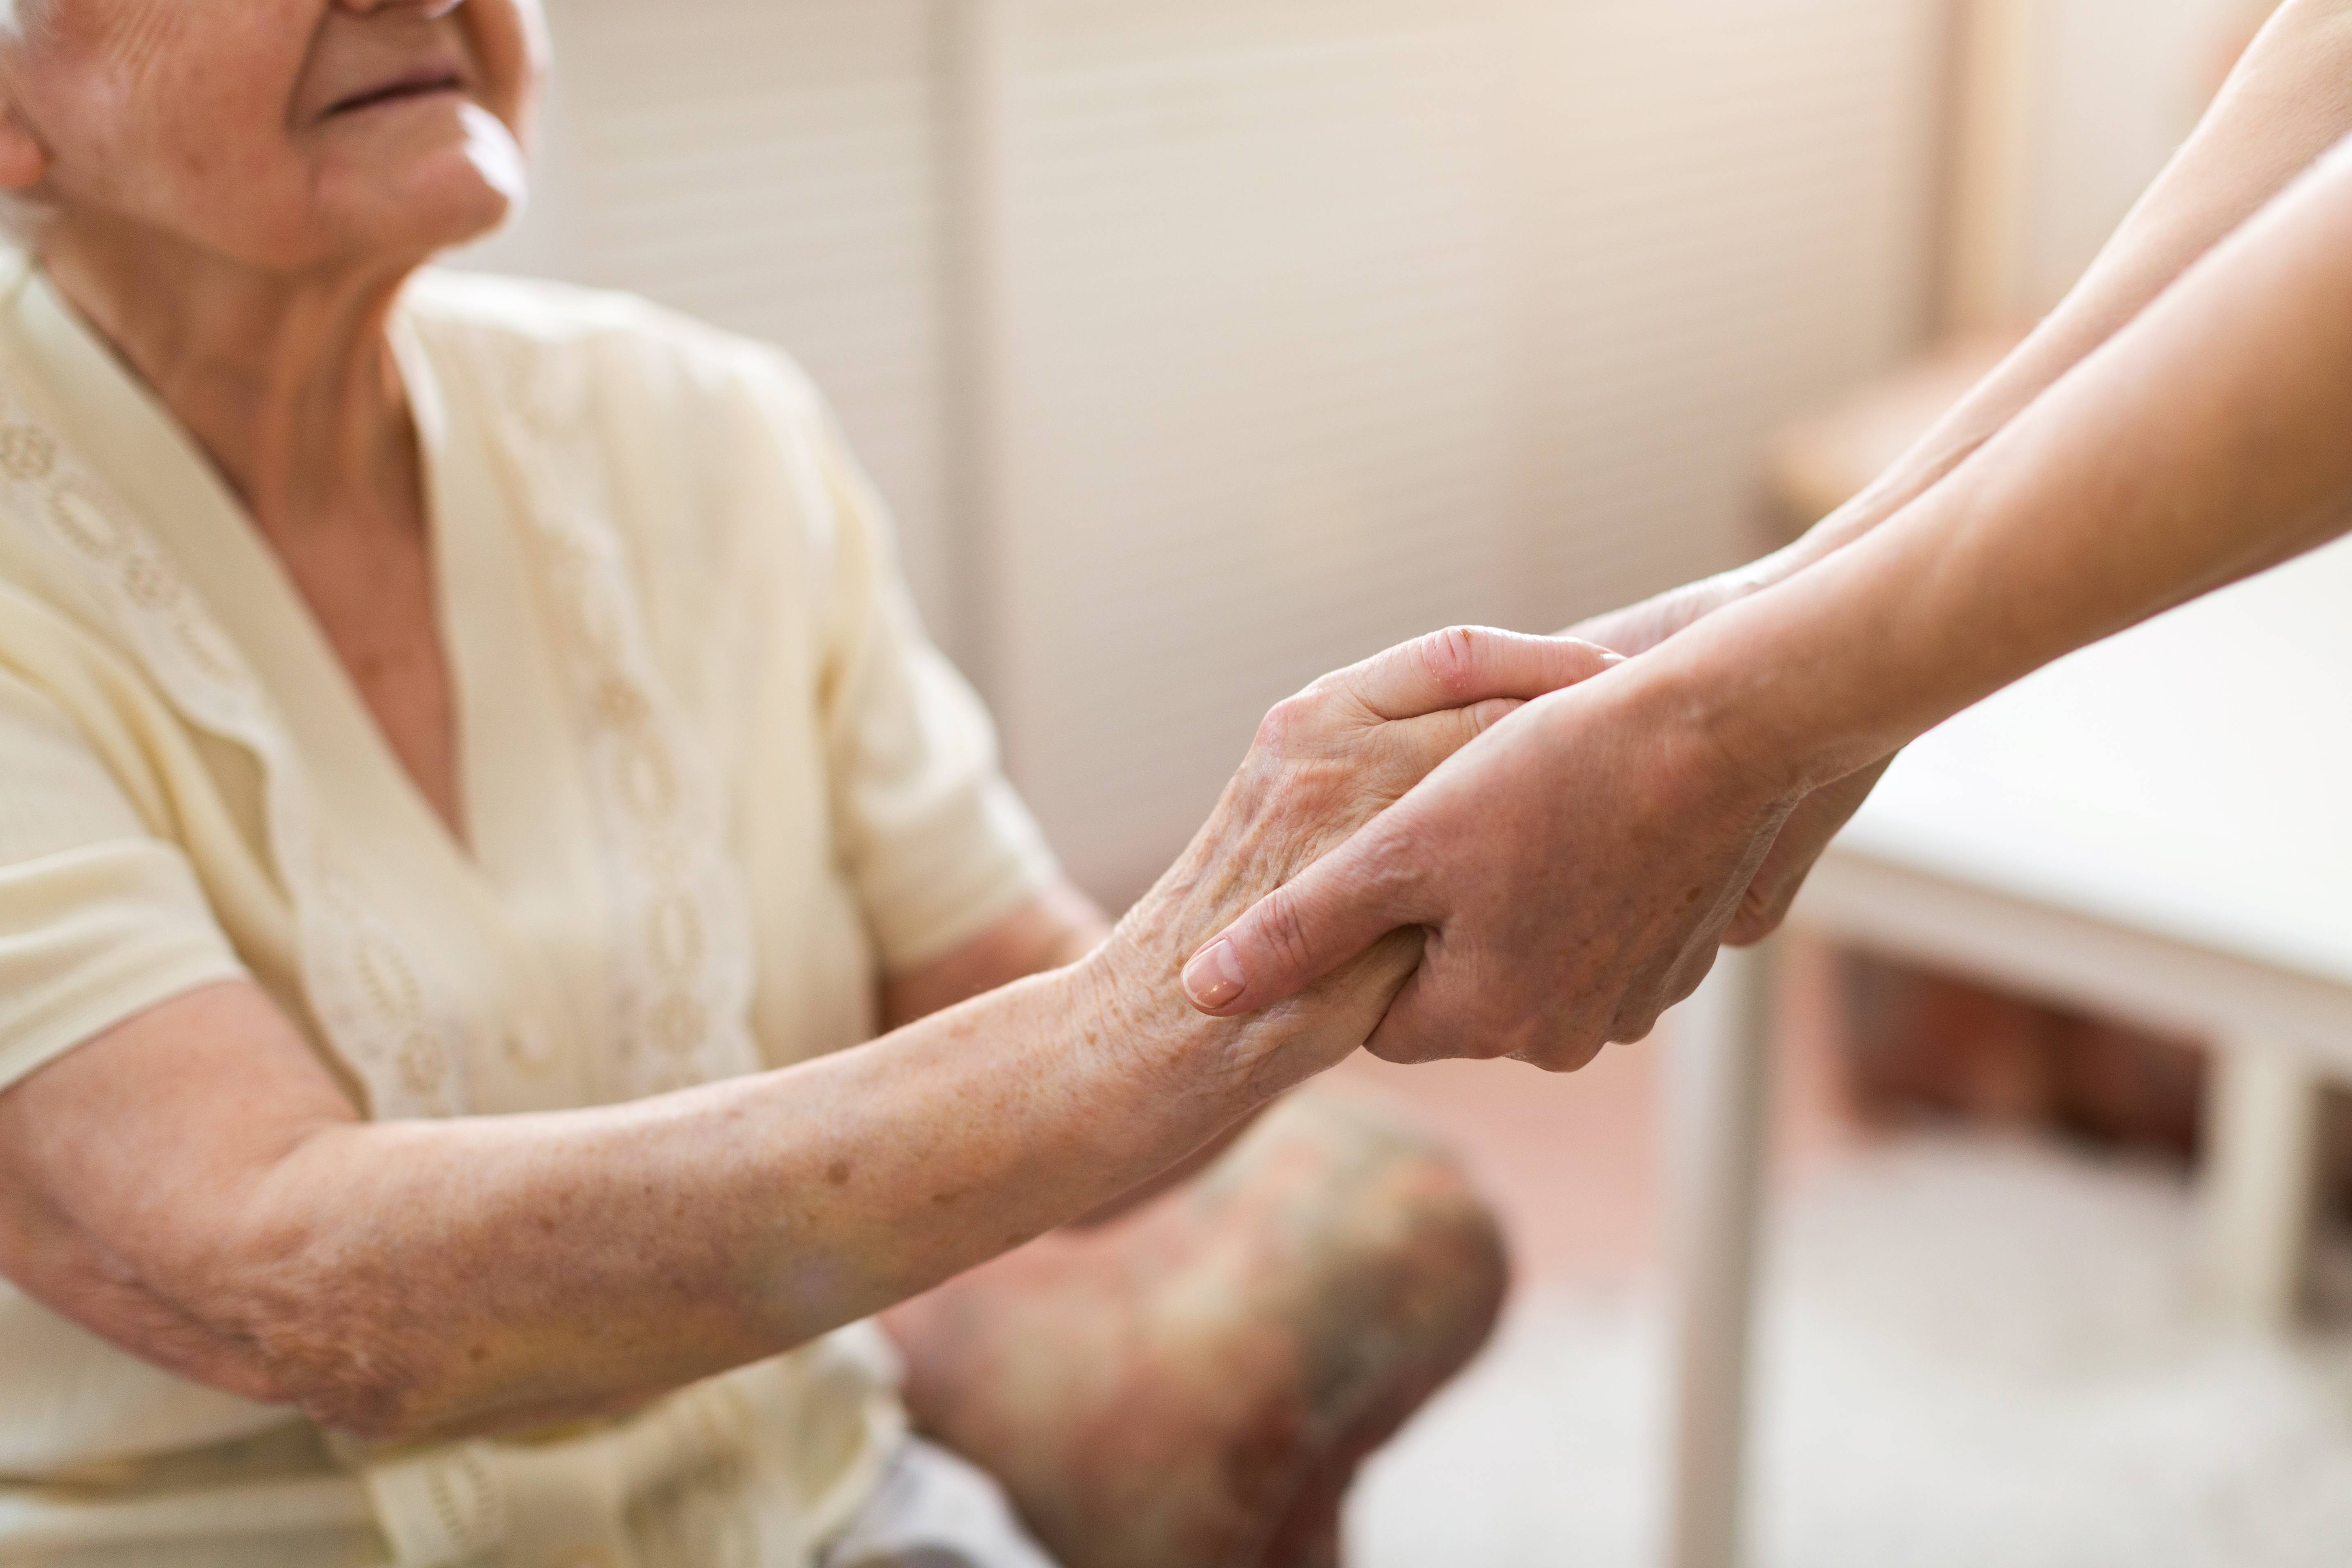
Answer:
[{"left": 311, "top": 99, "right": 529, "bottom": 263}]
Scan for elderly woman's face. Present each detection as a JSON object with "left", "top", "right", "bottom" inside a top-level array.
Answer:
[{"left": 0, "top": 0, "right": 545, "bottom": 269}]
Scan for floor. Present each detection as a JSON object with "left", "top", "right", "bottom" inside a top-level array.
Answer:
[
  {"left": 1325, "top": 938, "right": 2352, "bottom": 1566},
  {"left": 1325, "top": 935, "right": 1863, "bottom": 1287}
]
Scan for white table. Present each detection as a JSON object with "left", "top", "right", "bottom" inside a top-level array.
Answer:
[{"left": 1660, "top": 534, "right": 2352, "bottom": 1568}]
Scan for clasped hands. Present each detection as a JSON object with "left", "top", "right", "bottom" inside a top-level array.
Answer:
[{"left": 1131, "top": 591, "right": 1888, "bottom": 1077}]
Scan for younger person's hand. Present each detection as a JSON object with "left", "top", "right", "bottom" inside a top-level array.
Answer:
[{"left": 1100, "top": 628, "right": 1621, "bottom": 1091}]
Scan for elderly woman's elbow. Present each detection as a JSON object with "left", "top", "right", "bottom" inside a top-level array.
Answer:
[
  {"left": 90, "top": 1281, "right": 452, "bottom": 1445},
  {"left": 249, "top": 1317, "right": 458, "bottom": 1445},
  {"left": 183, "top": 1223, "right": 466, "bottom": 1444}
]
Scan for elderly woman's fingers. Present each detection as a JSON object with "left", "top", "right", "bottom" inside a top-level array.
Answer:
[
  {"left": 1361, "top": 695, "right": 1541, "bottom": 803},
  {"left": 1315, "top": 627, "right": 1622, "bottom": 723},
  {"left": 1305, "top": 924, "right": 1429, "bottom": 1022}
]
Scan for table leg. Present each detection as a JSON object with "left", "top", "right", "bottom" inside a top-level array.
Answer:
[
  {"left": 2197, "top": 1036, "right": 2323, "bottom": 1332},
  {"left": 1663, "top": 942, "right": 1777, "bottom": 1568}
]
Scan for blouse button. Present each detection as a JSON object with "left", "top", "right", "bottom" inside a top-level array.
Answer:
[{"left": 502, "top": 1020, "right": 558, "bottom": 1075}]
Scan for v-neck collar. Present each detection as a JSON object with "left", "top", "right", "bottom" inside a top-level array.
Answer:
[
  {"left": 393, "top": 303, "right": 608, "bottom": 1022},
  {"left": 1, "top": 260, "right": 626, "bottom": 1094},
  {"left": 11, "top": 267, "right": 504, "bottom": 897},
  {"left": 0, "top": 256, "right": 762, "bottom": 1111}
]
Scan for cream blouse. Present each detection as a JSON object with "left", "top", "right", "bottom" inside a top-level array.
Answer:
[{"left": 0, "top": 252, "right": 1058, "bottom": 1564}]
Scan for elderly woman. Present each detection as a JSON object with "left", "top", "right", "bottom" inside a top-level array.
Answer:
[{"left": 0, "top": 3, "right": 1615, "bottom": 1565}]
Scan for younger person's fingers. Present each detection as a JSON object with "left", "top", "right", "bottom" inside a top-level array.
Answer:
[
  {"left": 1183, "top": 817, "right": 1434, "bottom": 1016},
  {"left": 1725, "top": 759, "right": 1892, "bottom": 945},
  {"left": 1366, "top": 953, "right": 1609, "bottom": 1074}
]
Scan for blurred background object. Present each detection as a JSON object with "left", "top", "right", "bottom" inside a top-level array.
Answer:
[
  {"left": 470, "top": 0, "right": 1945, "bottom": 901},
  {"left": 463, "top": 1, "right": 2352, "bottom": 1562},
  {"left": 1756, "top": 0, "right": 2352, "bottom": 1248}
]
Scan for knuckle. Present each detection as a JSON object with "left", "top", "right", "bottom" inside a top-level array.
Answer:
[
  {"left": 1374, "top": 1000, "right": 1511, "bottom": 1067},
  {"left": 1727, "top": 875, "right": 1799, "bottom": 947},
  {"left": 1417, "top": 626, "right": 1488, "bottom": 700},
  {"left": 1618, "top": 1005, "right": 1668, "bottom": 1046},
  {"left": 1253, "top": 695, "right": 1315, "bottom": 755},
  {"left": 1253, "top": 886, "right": 1321, "bottom": 978},
  {"left": 1366, "top": 1030, "right": 1443, "bottom": 1067},
  {"left": 1351, "top": 824, "right": 1428, "bottom": 906},
  {"left": 1517, "top": 1024, "right": 1606, "bottom": 1074}
]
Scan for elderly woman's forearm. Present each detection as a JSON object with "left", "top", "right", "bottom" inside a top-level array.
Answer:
[
  {"left": 216, "top": 962, "right": 1247, "bottom": 1441},
  {"left": 0, "top": 962, "right": 1253, "bottom": 1447}
]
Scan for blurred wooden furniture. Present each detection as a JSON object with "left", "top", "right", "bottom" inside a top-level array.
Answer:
[
  {"left": 1799, "top": 554, "right": 2352, "bottom": 1327},
  {"left": 1662, "top": 334, "right": 2352, "bottom": 1568}
]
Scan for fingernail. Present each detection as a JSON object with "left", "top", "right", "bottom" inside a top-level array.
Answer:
[{"left": 1182, "top": 940, "right": 1248, "bottom": 1011}]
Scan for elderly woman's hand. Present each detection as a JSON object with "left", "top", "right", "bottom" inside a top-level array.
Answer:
[{"left": 1100, "top": 628, "right": 1620, "bottom": 1091}]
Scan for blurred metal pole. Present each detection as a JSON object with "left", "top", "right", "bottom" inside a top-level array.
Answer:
[{"left": 1662, "top": 941, "right": 1777, "bottom": 1568}]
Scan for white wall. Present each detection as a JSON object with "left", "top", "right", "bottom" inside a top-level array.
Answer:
[
  {"left": 468, "top": 0, "right": 1944, "bottom": 903},
  {"left": 2019, "top": 0, "right": 2241, "bottom": 311}
]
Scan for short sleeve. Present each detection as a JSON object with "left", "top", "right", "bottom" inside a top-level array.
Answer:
[
  {"left": 0, "top": 670, "right": 248, "bottom": 1091},
  {"left": 811, "top": 420, "right": 1062, "bottom": 972}
]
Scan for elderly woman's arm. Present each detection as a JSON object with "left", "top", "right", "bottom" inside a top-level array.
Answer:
[
  {"left": 881, "top": 880, "right": 1110, "bottom": 1029},
  {"left": 0, "top": 630, "right": 1610, "bottom": 1447}
]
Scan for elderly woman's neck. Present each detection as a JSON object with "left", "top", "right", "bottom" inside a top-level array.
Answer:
[{"left": 42, "top": 229, "right": 424, "bottom": 543}]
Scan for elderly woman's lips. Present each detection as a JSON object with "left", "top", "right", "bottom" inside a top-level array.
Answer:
[{"left": 323, "top": 71, "right": 468, "bottom": 118}]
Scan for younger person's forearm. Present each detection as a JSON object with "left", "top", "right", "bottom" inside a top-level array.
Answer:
[
  {"left": 1822, "top": 0, "right": 2352, "bottom": 549},
  {"left": 1590, "top": 0, "right": 2352, "bottom": 641},
  {"left": 1657, "top": 134, "right": 2352, "bottom": 791}
]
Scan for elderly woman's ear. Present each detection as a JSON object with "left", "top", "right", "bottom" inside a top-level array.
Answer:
[
  {"left": 0, "top": 105, "right": 39, "bottom": 198},
  {"left": 0, "top": 37, "right": 43, "bottom": 198},
  {"left": 0, "top": 39, "right": 54, "bottom": 196}
]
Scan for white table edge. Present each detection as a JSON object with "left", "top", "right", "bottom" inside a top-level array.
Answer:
[{"left": 1789, "top": 843, "right": 2352, "bottom": 1079}]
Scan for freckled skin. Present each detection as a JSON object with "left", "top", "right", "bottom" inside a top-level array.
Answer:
[{"left": 0, "top": 630, "right": 1599, "bottom": 1450}]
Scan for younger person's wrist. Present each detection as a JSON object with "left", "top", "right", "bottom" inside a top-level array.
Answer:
[{"left": 1617, "top": 603, "right": 1849, "bottom": 814}]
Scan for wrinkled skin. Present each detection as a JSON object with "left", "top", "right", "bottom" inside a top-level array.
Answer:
[{"left": 0, "top": 0, "right": 543, "bottom": 273}]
